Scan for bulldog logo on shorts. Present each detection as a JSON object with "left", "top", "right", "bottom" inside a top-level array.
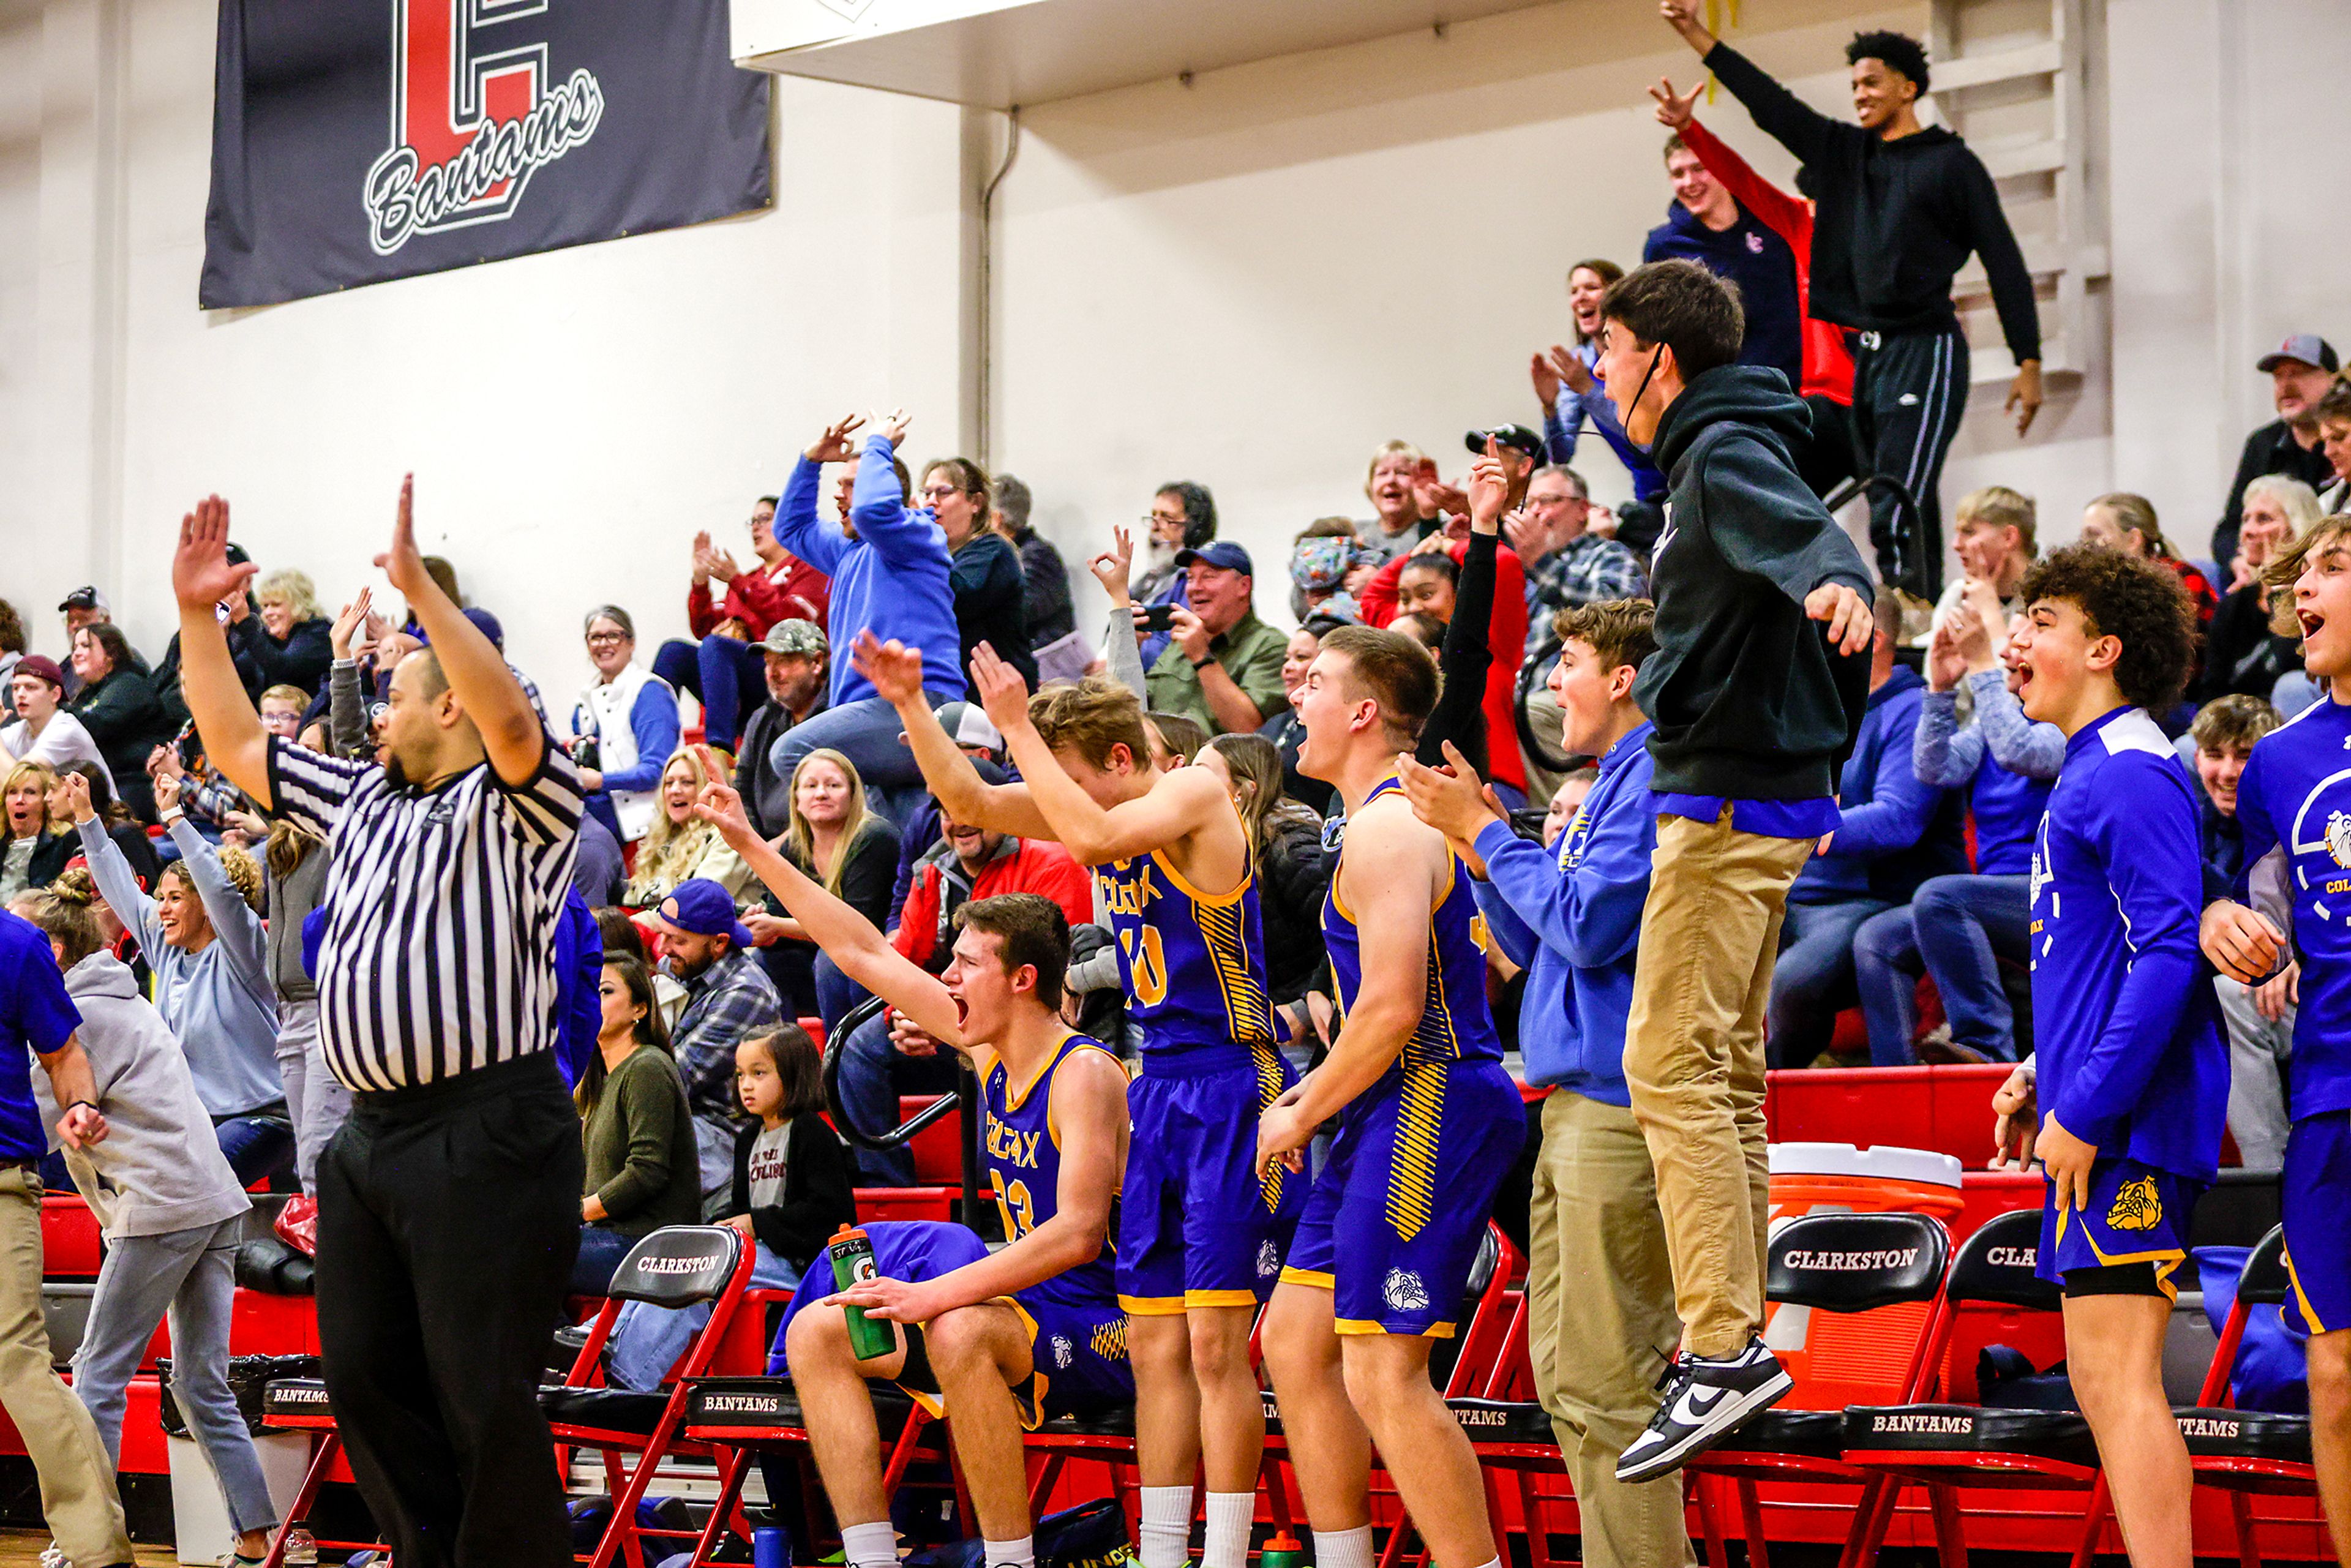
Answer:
[
  {"left": 1382, "top": 1269, "right": 1430, "bottom": 1313},
  {"left": 1256, "top": 1240, "right": 1280, "bottom": 1279},
  {"left": 1051, "top": 1335, "right": 1074, "bottom": 1371},
  {"left": 2107, "top": 1177, "right": 2164, "bottom": 1232}
]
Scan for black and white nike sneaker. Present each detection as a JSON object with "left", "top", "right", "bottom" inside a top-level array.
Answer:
[{"left": 1613, "top": 1335, "right": 1792, "bottom": 1483}]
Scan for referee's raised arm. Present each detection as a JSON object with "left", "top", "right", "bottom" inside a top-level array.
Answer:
[
  {"left": 377, "top": 473, "right": 546, "bottom": 785},
  {"left": 169, "top": 494, "right": 275, "bottom": 809}
]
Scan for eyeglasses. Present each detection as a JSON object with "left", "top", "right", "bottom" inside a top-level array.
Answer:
[
  {"left": 1142, "top": 513, "right": 1187, "bottom": 529},
  {"left": 585, "top": 632, "right": 629, "bottom": 647},
  {"left": 920, "top": 485, "right": 964, "bottom": 503}
]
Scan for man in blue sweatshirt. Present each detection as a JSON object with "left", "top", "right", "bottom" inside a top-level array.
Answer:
[
  {"left": 1642, "top": 138, "right": 1802, "bottom": 396},
  {"left": 1992, "top": 545, "right": 2219, "bottom": 1568},
  {"left": 1766, "top": 590, "right": 1965, "bottom": 1066},
  {"left": 1398, "top": 598, "right": 1688, "bottom": 1568},
  {"left": 768, "top": 412, "right": 964, "bottom": 827}
]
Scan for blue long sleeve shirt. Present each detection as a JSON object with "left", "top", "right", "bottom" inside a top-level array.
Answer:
[
  {"left": 1540, "top": 343, "right": 1665, "bottom": 503},
  {"left": 1913, "top": 669, "right": 2061, "bottom": 876},
  {"left": 1471, "top": 722, "right": 1657, "bottom": 1106},
  {"left": 1791, "top": 665, "right": 1964, "bottom": 904},
  {"left": 2031, "top": 706, "right": 2225, "bottom": 1177},
  {"left": 2231, "top": 695, "right": 2351, "bottom": 1124},
  {"left": 550, "top": 890, "right": 603, "bottom": 1090},
  {"left": 774, "top": 438, "right": 962, "bottom": 708}
]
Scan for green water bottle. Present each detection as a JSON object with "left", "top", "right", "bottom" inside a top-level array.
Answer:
[
  {"left": 828, "top": 1225, "right": 898, "bottom": 1360},
  {"left": 1258, "top": 1533, "right": 1304, "bottom": 1568}
]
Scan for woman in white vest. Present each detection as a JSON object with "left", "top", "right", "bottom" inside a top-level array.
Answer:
[{"left": 572, "top": 606, "right": 681, "bottom": 845}]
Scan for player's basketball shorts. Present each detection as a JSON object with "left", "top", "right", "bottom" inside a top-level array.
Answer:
[
  {"left": 2038, "top": 1157, "right": 2203, "bottom": 1300},
  {"left": 2283, "top": 1109, "right": 2351, "bottom": 1336},
  {"left": 773, "top": 1220, "right": 1131, "bottom": 1427},
  {"left": 1280, "top": 1056, "right": 1524, "bottom": 1337},
  {"left": 1117, "top": 1043, "right": 1300, "bottom": 1315}
]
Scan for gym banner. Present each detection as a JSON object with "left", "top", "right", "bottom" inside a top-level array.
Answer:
[{"left": 201, "top": 1, "right": 771, "bottom": 309}]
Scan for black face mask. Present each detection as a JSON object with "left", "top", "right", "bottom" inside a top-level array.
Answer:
[{"left": 1624, "top": 345, "right": 1667, "bottom": 453}]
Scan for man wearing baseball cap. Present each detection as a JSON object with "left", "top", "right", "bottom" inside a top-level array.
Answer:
[
  {"left": 1143, "top": 541, "right": 1291, "bottom": 737},
  {"left": 2216, "top": 333, "right": 2341, "bottom": 564},
  {"left": 0, "top": 656, "right": 109, "bottom": 776},
  {"left": 650, "top": 878, "right": 782, "bottom": 1208},
  {"left": 735, "top": 620, "right": 830, "bottom": 841}
]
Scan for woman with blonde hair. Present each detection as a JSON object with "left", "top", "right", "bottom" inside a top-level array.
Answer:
[
  {"left": 2201, "top": 475, "right": 2325, "bottom": 702},
  {"left": 1199, "top": 733, "right": 1331, "bottom": 1007},
  {"left": 623, "top": 748, "right": 755, "bottom": 909},
  {"left": 0, "top": 760, "right": 72, "bottom": 902},
  {"left": 755, "top": 748, "right": 899, "bottom": 1022},
  {"left": 2082, "top": 492, "right": 2219, "bottom": 629},
  {"left": 235, "top": 568, "right": 333, "bottom": 696}
]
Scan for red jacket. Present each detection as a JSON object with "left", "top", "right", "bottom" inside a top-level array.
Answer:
[
  {"left": 1680, "top": 118, "right": 1854, "bottom": 406},
  {"left": 891, "top": 836, "right": 1093, "bottom": 972},
  {"left": 688, "top": 555, "right": 831, "bottom": 640},
  {"left": 1360, "top": 539, "right": 1529, "bottom": 792}
]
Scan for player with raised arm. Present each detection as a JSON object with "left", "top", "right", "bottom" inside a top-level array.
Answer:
[
  {"left": 1251, "top": 452, "right": 1526, "bottom": 1568},
  {"left": 2200, "top": 512, "right": 2351, "bottom": 1564},
  {"left": 691, "top": 757, "right": 1130, "bottom": 1568},
  {"left": 855, "top": 636, "right": 1300, "bottom": 1568}
]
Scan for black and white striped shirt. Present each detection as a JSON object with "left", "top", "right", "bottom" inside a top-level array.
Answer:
[{"left": 267, "top": 735, "right": 585, "bottom": 1092}]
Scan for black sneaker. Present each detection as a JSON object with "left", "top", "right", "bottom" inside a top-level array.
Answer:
[{"left": 1613, "top": 1334, "right": 1791, "bottom": 1483}]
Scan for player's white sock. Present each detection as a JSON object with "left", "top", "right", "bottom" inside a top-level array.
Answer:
[
  {"left": 1139, "top": 1485, "right": 1193, "bottom": 1568},
  {"left": 1313, "top": 1525, "right": 1374, "bottom": 1568},
  {"left": 1202, "top": 1492, "right": 1254, "bottom": 1568},
  {"left": 841, "top": 1520, "right": 901, "bottom": 1568},
  {"left": 983, "top": 1535, "right": 1035, "bottom": 1568}
]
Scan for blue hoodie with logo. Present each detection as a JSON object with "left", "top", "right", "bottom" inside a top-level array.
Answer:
[{"left": 1644, "top": 197, "right": 1804, "bottom": 396}]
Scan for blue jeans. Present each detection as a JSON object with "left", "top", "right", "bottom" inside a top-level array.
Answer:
[
  {"left": 815, "top": 950, "right": 868, "bottom": 1032},
  {"left": 767, "top": 696, "right": 945, "bottom": 834},
  {"left": 834, "top": 1008, "right": 959, "bottom": 1187},
  {"left": 607, "top": 1240, "right": 803, "bottom": 1391},
  {"left": 571, "top": 1225, "right": 639, "bottom": 1296},
  {"left": 654, "top": 636, "right": 768, "bottom": 752},
  {"left": 1856, "top": 874, "right": 2029, "bottom": 1064},
  {"left": 1767, "top": 896, "right": 1892, "bottom": 1067},
  {"left": 214, "top": 1110, "right": 295, "bottom": 1189}
]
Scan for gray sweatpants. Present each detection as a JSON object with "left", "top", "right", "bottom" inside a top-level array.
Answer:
[
  {"left": 2214, "top": 977, "right": 2294, "bottom": 1169},
  {"left": 74, "top": 1216, "right": 279, "bottom": 1535},
  {"left": 275, "top": 997, "right": 353, "bottom": 1194}
]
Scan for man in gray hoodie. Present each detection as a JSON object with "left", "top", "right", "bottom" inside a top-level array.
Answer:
[{"left": 13, "top": 879, "right": 279, "bottom": 1565}]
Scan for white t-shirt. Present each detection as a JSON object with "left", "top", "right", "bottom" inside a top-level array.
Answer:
[
  {"left": 745, "top": 1122, "right": 790, "bottom": 1210},
  {"left": 1, "top": 712, "right": 108, "bottom": 776}
]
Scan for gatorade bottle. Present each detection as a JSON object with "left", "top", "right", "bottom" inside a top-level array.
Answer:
[
  {"left": 1259, "top": 1533, "right": 1304, "bottom": 1568},
  {"left": 828, "top": 1225, "right": 897, "bottom": 1360}
]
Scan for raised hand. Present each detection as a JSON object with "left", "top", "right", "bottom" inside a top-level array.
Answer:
[
  {"left": 1660, "top": 0, "right": 1717, "bottom": 51},
  {"left": 851, "top": 631, "right": 927, "bottom": 707},
  {"left": 1529, "top": 350, "right": 1562, "bottom": 411},
  {"left": 372, "top": 474, "right": 431, "bottom": 601},
  {"left": 1414, "top": 475, "right": 1469, "bottom": 522},
  {"left": 688, "top": 746, "right": 755, "bottom": 842},
  {"left": 1089, "top": 525, "right": 1136, "bottom": 606},
  {"left": 154, "top": 770, "right": 182, "bottom": 816},
  {"left": 1548, "top": 345, "right": 1595, "bottom": 397},
  {"left": 968, "top": 642, "right": 1034, "bottom": 736},
  {"left": 1649, "top": 75, "right": 1701, "bottom": 130},
  {"left": 872, "top": 408, "right": 912, "bottom": 451},
  {"left": 706, "top": 549, "right": 742, "bottom": 584},
  {"left": 172, "top": 495, "right": 258, "bottom": 614},
  {"left": 1924, "top": 615, "right": 1967, "bottom": 693},
  {"left": 1464, "top": 443, "right": 1511, "bottom": 533},
  {"left": 330, "top": 585, "right": 374, "bottom": 661},
  {"left": 804, "top": 413, "right": 866, "bottom": 465},
  {"left": 61, "top": 770, "right": 96, "bottom": 827},
  {"left": 147, "top": 743, "right": 184, "bottom": 784}
]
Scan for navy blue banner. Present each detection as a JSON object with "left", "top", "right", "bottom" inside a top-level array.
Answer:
[{"left": 202, "top": 0, "right": 771, "bottom": 308}]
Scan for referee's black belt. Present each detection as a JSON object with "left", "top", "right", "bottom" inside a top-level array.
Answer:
[{"left": 350, "top": 1049, "right": 563, "bottom": 1115}]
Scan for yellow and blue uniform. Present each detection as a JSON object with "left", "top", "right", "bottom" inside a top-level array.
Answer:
[
  {"left": 1101, "top": 849, "right": 1302, "bottom": 1315},
  {"left": 771, "top": 1033, "right": 1132, "bottom": 1425},
  {"left": 2232, "top": 697, "right": 2351, "bottom": 1334},
  {"left": 1281, "top": 779, "right": 1524, "bottom": 1336}
]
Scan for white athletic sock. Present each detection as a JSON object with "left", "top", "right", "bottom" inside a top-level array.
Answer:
[
  {"left": 983, "top": 1535, "right": 1035, "bottom": 1568},
  {"left": 1202, "top": 1492, "right": 1254, "bottom": 1568},
  {"left": 1312, "top": 1525, "right": 1374, "bottom": 1568},
  {"left": 842, "top": 1520, "right": 900, "bottom": 1568},
  {"left": 1139, "top": 1485, "right": 1193, "bottom": 1568}
]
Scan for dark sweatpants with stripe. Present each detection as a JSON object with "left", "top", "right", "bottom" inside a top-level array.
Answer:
[{"left": 1851, "top": 326, "right": 1970, "bottom": 600}]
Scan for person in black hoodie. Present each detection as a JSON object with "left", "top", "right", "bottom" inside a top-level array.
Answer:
[
  {"left": 1593, "top": 258, "right": 1875, "bottom": 1485},
  {"left": 1660, "top": 1, "right": 2044, "bottom": 601}
]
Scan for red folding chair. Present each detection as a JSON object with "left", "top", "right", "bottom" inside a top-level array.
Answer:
[
  {"left": 1683, "top": 1210, "right": 1951, "bottom": 1568},
  {"left": 542, "top": 1224, "right": 754, "bottom": 1568},
  {"left": 255, "top": 1370, "right": 387, "bottom": 1568}
]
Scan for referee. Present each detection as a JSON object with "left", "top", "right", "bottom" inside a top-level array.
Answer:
[{"left": 171, "top": 481, "right": 585, "bottom": 1567}]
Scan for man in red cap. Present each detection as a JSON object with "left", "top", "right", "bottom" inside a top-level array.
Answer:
[{"left": 0, "top": 657, "right": 108, "bottom": 776}]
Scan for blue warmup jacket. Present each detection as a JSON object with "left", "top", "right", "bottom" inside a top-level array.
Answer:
[
  {"left": 2233, "top": 695, "right": 2351, "bottom": 1124},
  {"left": 1791, "top": 664, "right": 1964, "bottom": 904},
  {"left": 1471, "top": 722, "right": 1656, "bottom": 1107},
  {"left": 1643, "top": 199, "right": 1804, "bottom": 395},
  {"left": 2031, "top": 706, "right": 2226, "bottom": 1177},
  {"left": 1911, "top": 672, "right": 2060, "bottom": 877},
  {"left": 774, "top": 437, "right": 962, "bottom": 708}
]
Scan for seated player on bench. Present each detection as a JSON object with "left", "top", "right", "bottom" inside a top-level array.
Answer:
[{"left": 690, "top": 751, "right": 1133, "bottom": 1568}]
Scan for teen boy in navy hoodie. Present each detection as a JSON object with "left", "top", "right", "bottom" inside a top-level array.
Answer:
[
  {"left": 2203, "top": 512, "right": 2351, "bottom": 1566},
  {"left": 1399, "top": 597, "right": 1690, "bottom": 1568},
  {"left": 1589, "top": 258, "right": 1875, "bottom": 1481},
  {"left": 1993, "top": 545, "right": 2220, "bottom": 1568}
]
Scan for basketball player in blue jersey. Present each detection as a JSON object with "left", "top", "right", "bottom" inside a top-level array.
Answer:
[
  {"left": 2202, "top": 512, "right": 2351, "bottom": 1565},
  {"left": 689, "top": 757, "right": 1131, "bottom": 1568},
  {"left": 1251, "top": 451, "right": 1524, "bottom": 1568},
  {"left": 858, "top": 642, "right": 1299, "bottom": 1568}
]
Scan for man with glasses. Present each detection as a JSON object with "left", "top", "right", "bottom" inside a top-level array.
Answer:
[{"left": 653, "top": 494, "right": 831, "bottom": 753}]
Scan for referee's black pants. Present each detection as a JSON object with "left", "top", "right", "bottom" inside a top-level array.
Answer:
[
  {"left": 1850, "top": 324, "right": 1970, "bottom": 601},
  {"left": 315, "top": 1053, "right": 584, "bottom": 1568}
]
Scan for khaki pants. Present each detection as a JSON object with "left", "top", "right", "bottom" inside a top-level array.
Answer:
[
  {"left": 1623, "top": 808, "right": 1815, "bottom": 1359},
  {"left": 1528, "top": 1091, "right": 1694, "bottom": 1568},
  {"left": 0, "top": 1168, "right": 131, "bottom": 1566}
]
